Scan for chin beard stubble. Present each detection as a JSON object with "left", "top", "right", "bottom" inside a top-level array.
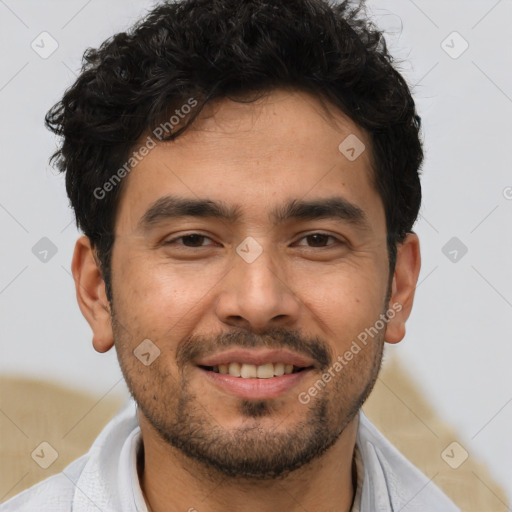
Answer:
[{"left": 113, "top": 318, "right": 385, "bottom": 481}]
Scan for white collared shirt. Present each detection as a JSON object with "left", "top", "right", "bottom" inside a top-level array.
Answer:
[{"left": 0, "top": 399, "right": 460, "bottom": 511}]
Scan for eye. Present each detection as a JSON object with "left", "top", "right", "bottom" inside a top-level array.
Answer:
[
  {"left": 164, "top": 233, "right": 215, "bottom": 247},
  {"left": 295, "top": 233, "right": 342, "bottom": 248}
]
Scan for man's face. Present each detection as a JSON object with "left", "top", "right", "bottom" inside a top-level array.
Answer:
[{"left": 110, "top": 89, "right": 391, "bottom": 478}]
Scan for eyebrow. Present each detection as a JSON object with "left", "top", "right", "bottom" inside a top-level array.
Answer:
[
  {"left": 272, "top": 197, "right": 369, "bottom": 230},
  {"left": 138, "top": 194, "right": 370, "bottom": 232}
]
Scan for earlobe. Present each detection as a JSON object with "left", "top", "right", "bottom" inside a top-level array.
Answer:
[
  {"left": 385, "top": 233, "right": 421, "bottom": 344},
  {"left": 71, "top": 235, "right": 114, "bottom": 353}
]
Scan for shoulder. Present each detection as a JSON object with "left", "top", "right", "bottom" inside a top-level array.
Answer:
[
  {"left": 357, "top": 410, "right": 461, "bottom": 511},
  {"left": 0, "top": 456, "right": 87, "bottom": 512},
  {"left": 0, "top": 400, "right": 140, "bottom": 512}
]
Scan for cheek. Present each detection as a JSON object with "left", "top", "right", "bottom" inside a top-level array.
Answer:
[
  {"left": 292, "top": 264, "right": 387, "bottom": 348},
  {"left": 111, "top": 253, "right": 224, "bottom": 340}
]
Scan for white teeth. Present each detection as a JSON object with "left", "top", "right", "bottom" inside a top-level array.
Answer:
[
  {"left": 256, "top": 363, "right": 274, "bottom": 379},
  {"left": 210, "top": 362, "right": 304, "bottom": 378},
  {"left": 273, "top": 363, "right": 285, "bottom": 376},
  {"left": 228, "top": 362, "right": 241, "bottom": 377},
  {"left": 240, "top": 364, "right": 257, "bottom": 378}
]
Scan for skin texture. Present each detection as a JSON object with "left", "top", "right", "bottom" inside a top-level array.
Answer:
[{"left": 72, "top": 88, "right": 421, "bottom": 512}]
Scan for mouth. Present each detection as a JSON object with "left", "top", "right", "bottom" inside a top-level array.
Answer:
[
  {"left": 199, "top": 362, "right": 310, "bottom": 378},
  {"left": 195, "top": 349, "right": 316, "bottom": 399}
]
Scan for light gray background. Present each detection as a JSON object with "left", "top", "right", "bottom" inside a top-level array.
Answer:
[{"left": 1, "top": 0, "right": 511, "bottom": 504}]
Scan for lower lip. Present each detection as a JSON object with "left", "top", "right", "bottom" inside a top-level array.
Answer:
[{"left": 198, "top": 367, "right": 313, "bottom": 400}]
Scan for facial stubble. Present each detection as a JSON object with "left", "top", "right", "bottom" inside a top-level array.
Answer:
[{"left": 112, "top": 315, "right": 386, "bottom": 481}]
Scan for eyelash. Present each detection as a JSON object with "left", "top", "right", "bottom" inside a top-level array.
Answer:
[{"left": 163, "top": 232, "right": 344, "bottom": 248}]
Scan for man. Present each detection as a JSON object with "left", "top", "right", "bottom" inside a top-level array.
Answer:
[{"left": 1, "top": 0, "right": 460, "bottom": 510}]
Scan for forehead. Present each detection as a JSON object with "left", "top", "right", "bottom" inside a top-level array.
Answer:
[{"left": 115, "top": 88, "right": 384, "bottom": 232}]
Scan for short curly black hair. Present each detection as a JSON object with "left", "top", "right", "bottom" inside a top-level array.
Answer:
[{"left": 46, "top": 0, "right": 423, "bottom": 302}]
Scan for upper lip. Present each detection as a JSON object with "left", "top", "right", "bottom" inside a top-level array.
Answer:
[{"left": 196, "top": 349, "right": 316, "bottom": 368}]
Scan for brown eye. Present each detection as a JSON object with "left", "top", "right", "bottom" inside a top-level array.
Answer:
[
  {"left": 180, "top": 234, "right": 207, "bottom": 247},
  {"left": 164, "top": 233, "right": 214, "bottom": 247},
  {"left": 296, "top": 233, "right": 341, "bottom": 248},
  {"left": 306, "top": 234, "right": 331, "bottom": 247}
]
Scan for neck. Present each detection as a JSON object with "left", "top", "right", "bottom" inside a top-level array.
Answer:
[{"left": 137, "top": 411, "right": 359, "bottom": 512}]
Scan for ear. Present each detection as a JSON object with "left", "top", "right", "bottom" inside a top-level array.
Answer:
[
  {"left": 385, "top": 233, "right": 421, "bottom": 344},
  {"left": 71, "top": 235, "right": 114, "bottom": 353}
]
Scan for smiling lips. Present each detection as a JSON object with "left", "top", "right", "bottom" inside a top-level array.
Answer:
[
  {"left": 196, "top": 348, "right": 315, "bottom": 376},
  {"left": 204, "top": 362, "right": 300, "bottom": 378},
  {"left": 196, "top": 349, "right": 315, "bottom": 399}
]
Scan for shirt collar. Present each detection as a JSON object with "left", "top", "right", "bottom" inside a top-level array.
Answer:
[{"left": 68, "top": 402, "right": 455, "bottom": 512}]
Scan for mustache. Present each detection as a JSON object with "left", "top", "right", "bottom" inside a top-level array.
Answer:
[{"left": 176, "top": 326, "right": 332, "bottom": 370}]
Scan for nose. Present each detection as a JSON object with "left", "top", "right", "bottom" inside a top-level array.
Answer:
[{"left": 214, "top": 246, "right": 302, "bottom": 333}]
